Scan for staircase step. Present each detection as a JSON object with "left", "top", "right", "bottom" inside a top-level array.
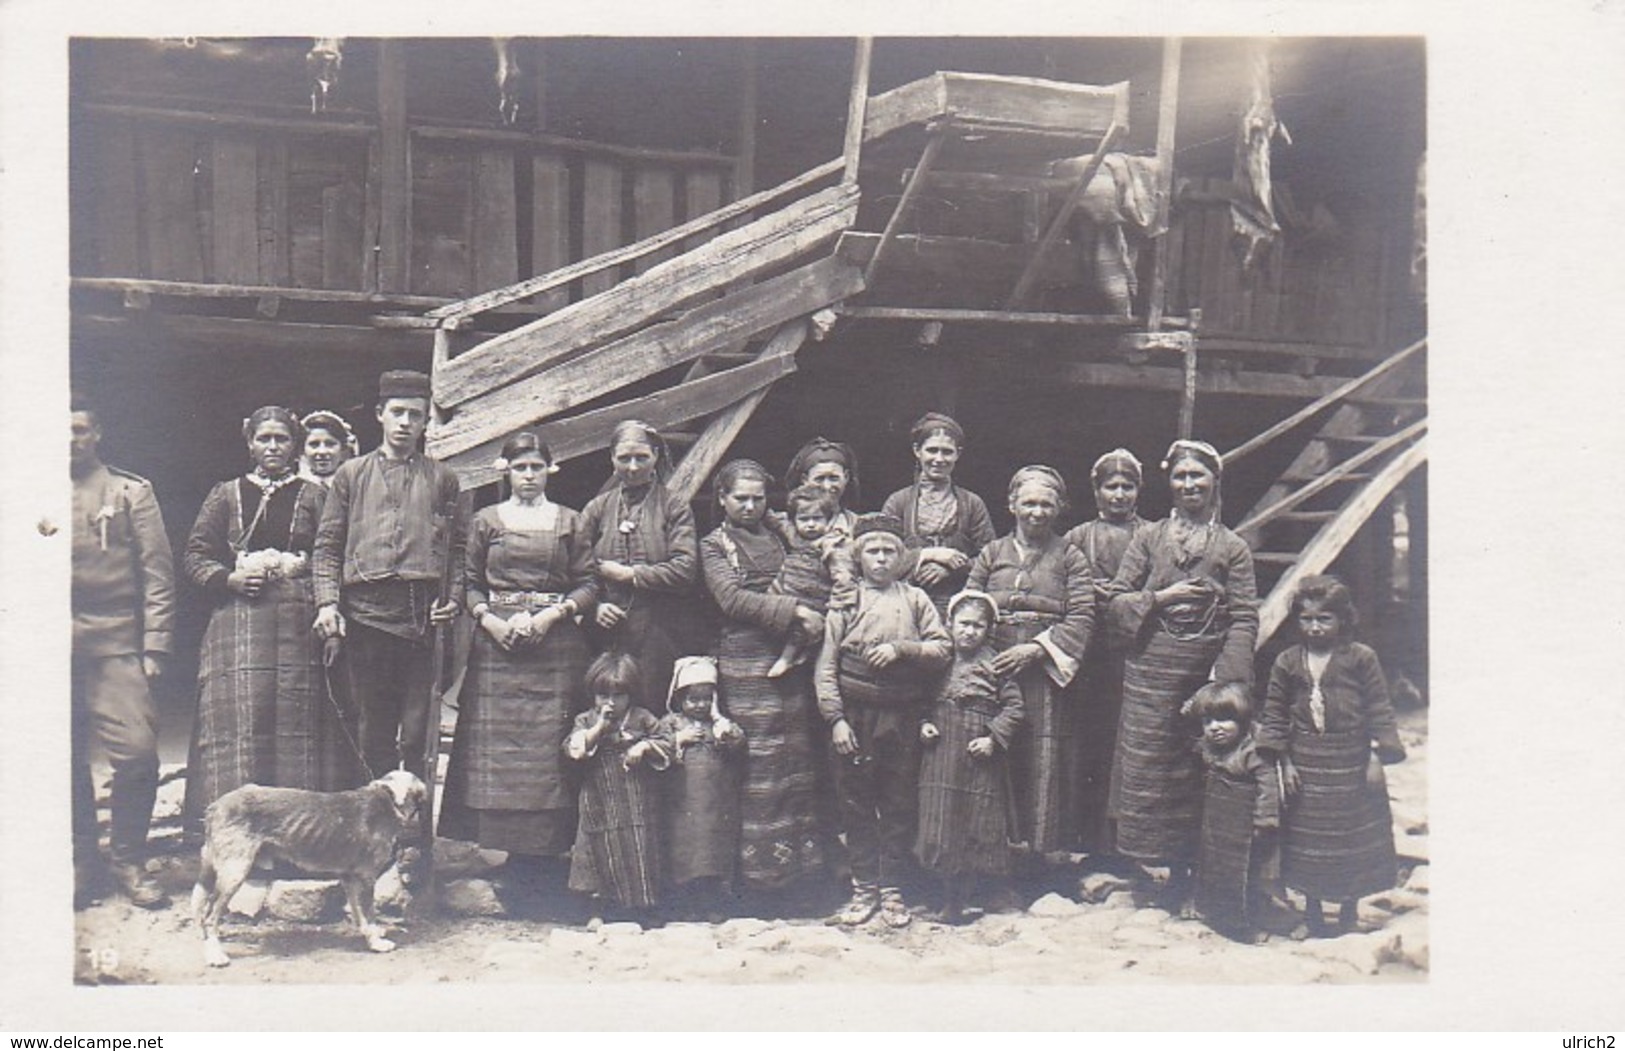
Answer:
[
  {"left": 1276, "top": 510, "right": 1340, "bottom": 523},
  {"left": 1252, "top": 552, "right": 1300, "bottom": 566},
  {"left": 1315, "top": 433, "right": 1391, "bottom": 445},
  {"left": 1282, "top": 471, "right": 1373, "bottom": 486},
  {"left": 1348, "top": 395, "right": 1427, "bottom": 408}
]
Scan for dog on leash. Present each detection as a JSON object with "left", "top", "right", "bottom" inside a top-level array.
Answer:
[{"left": 191, "top": 770, "right": 427, "bottom": 968}]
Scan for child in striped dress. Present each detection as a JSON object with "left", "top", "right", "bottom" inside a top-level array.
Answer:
[
  {"left": 768, "top": 484, "right": 854, "bottom": 678},
  {"left": 915, "top": 590, "right": 1024, "bottom": 924},
  {"left": 1256, "top": 575, "right": 1405, "bottom": 937},
  {"left": 1187, "top": 681, "right": 1279, "bottom": 943},
  {"left": 566, "top": 652, "right": 674, "bottom": 918}
]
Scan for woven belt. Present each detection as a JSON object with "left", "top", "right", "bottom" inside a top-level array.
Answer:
[
  {"left": 998, "top": 610, "right": 1056, "bottom": 624},
  {"left": 488, "top": 590, "right": 566, "bottom": 609}
]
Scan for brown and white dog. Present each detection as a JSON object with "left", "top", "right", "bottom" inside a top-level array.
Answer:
[{"left": 190, "top": 771, "right": 427, "bottom": 968}]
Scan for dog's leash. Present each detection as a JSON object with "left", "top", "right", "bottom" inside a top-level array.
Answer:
[{"left": 322, "top": 637, "right": 378, "bottom": 784}]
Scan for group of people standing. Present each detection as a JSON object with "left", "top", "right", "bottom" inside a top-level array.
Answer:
[{"left": 70, "top": 368, "right": 1408, "bottom": 944}]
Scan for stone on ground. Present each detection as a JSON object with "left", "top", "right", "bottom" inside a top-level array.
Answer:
[
  {"left": 1027, "top": 891, "right": 1083, "bottom": 918},
  {"left": 266, "top": 879, "right": 342, "bottom": 922},
  {"left": 440, "top": 878, "right": 505, "bottom": 917},
  {"left": 226, "top": 879, "right": 269, "bottom": 918},
  {"left": 1079, "top": 871, "right": 1132, "bottom": 903}
]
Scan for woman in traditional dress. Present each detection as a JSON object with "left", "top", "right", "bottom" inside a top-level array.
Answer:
[
  {"left": 1104, "top": 439, "right": 1258, "bottom": 907},
  {"left": 1064, "top": 448, "right": 1155, "bottom": 856},
  {"left": 966, "top": 465, "right": 1095, "bottom": 858},
  {"left": 880, "top": 412, "right": 997, "bottom": 614},
  {"left": 785, "top": 437, "right": 862, "bottom": 536},
  {"left": 438, "top": 433, "right": 598, "bottom": 871},
  {"left": 182, "top": 406, "right": 338, "bottom": 836},
  {"left": 699, "top": 459, "right": 829, "bottom": 895},
  {"left": 580, "top": 419, "right": 699, "bottom": 714},
  {"left": 297, "top": 409, "right": 359, "bottom": 487}
]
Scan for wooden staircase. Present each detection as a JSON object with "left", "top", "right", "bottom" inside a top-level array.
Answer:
[
  {"left": 1226, "top": 338, "right": 1428, "bottom": 645},
  {"left": 421, "top": 69, "right": 1140, "bottom": 500}
]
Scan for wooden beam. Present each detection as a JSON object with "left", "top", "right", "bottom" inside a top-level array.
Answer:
[
  {"left": 435, "top": 183, "right": 859, "bottom": 409},
  {"left": 1222, "top": 338, "right": 1426, "bottom": 464},
  {"left": 998, "top": 358, "right": 1355, "bottom": 400},
  {"left": 71, "top": 276, "right": 451, "bottom": 309},
  {"left": 1146, "top": 37, "right": 1183, "bottom": 330},
  {"left": 428, "top": 254, "right": 865, "bottom": 459},
  {"left": 1006, "top": 121, "right": 1125, "bottom": 309},
  {"left": 1193, "top": 337, "right": 1397, "bottom": 363},
  {"left": 74, "top": 312, "right": 431, "bottom": 356},
  {"left": 1235, "top": 420, "right": 1427, "bottom": 536},
  {"left": 670, "top": 323, "right": 807, "bottom": 503},
  {"left": 864, "top": 128, "right": 946, "bottom": 286},
  {"left": 412, "top": 123, "right": 733, "bottom": 170},
  {"left": 736, "top": 40, "right": 759, "bottom": 197},
  {"left": 376, "top": 40, "right": 411, "bottom": 294},
  {"left": 426, "top": 157, "right": 843, "bottom": 321},
  {"left": 82, "top": 101, "right": 374, "bottom": 139},
  {"left": 443, "top": 333, "right": 803, "bottom": 490},
  {"left": 838, "top": 305, "right": 1177, "bottom": 329},
  {"left": 1256, "top": 437, "right": 1428, "bottom": 646},
  {"left": 842, "top": 38, "right": 874, "bottom": 185},
  {"left": 633, "top": 168, "right": 679, "bottom": 273}
]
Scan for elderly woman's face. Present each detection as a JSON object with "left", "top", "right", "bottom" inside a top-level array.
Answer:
[
  {"left": 611, "top": 438, "right": 657, "bottom": 488},
  {"left": 1094, "top": 472, "right": 1140, "bottom": 522},
  {"left": 914, "top": 433, "right": 960, "bottom": 484},
  {"left": 1010, "top": 481, "right": 1060, "bottom": 538},
  {"left": 720, "top": 476, "right": 768, "bottom": 528},
  {"left": 1169, "top": 458, "right": 1217, "bottom": 516},
  {"left": 248, "top": 420, "right": 295, "bottom": 477},
  {"left": 304, "top": 427, "right": 347, "bottom": 478},
  {"left": 804, "top": 461, "right": 849, "bottom": 503}
]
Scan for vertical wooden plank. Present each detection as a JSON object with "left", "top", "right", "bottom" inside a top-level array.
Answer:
[
  {"left": 736, "top": 40, "right": 759, "bottom": 197},
  {"left": 94, "top": 117, "right": 141, "bottom": 276},
  {"left": 211, "top": 136, "right": 260, "bottom": 285},
  {"left": 413, "top": 147, "right": 473, "bottom": 297},
  {"left": 377, "top": 40, "right": 411, "bottom": 293},
  {"left": 1197, "top": 193, "right": 1223, "bottom": 333},
  {"left": 531, "top": 153, "right": 571, "bottom": 312},
  {"left": 139, "top": 125, "right": 206, "bottom": 281},
  {"left": 632, "top": 167, "right": 677, "bottom": 274},
  {"left": 1145, "top": 36, "right": 1182, "bottom": 328},
  {"left": 1164, "top": 205, "right": 1186, "bottom": 315},
  {"left": 360, "top": 136, "right": 382, "bottom": 292},
  {"left": 581, "top": 159, "right": 624, "bottom": 297},
  {"left": 840, "top": 38, "right": 870, "bottom": 185},
  {"left": 471, "top": 149, "right": 519, "bottom": 293},
  {"left": 321, "top": 178, "right": 363, "bottom": 290},
  {"left": 257, "top": 138, "right": 290, "bottom": 286},
  {"left": 682, "top": 170, "right": 724, "bottom": 252},
  {"left": 287, "top": 145, "right": 325, "bottom": 289},
  {"left": 532, "top": 39, "right": 551, "bottom": 132}
]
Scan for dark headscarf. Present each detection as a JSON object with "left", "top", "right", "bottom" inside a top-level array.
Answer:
[{"left": 786, "top": 437, "right": 861, "bottom": 506}]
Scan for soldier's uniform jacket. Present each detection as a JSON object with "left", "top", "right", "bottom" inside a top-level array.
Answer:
[{"left": 71, "top": 463, "right": 176, "bottom": 659}]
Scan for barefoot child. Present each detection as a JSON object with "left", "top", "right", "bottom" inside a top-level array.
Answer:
[
  {"left": 566, "top": 652, "right": 673, "bottom": 917},
  {"left": 1257, "top": 574, "right": 1406, "bottom": 936},
  {"left": 1187, "top": 681, "right": 1279, "bottom": 942},
  {"left": 656, "top": 655, "right": 745, "bottom": 916},
  {"left": 915, "top": 590, "right": 1024, "bottom": 924},
  {"left": 815, "top": 513, "right": 952, "bottom": 927},
  {"left": 768, "top": 484, "right": 854, "bottom": 677}
]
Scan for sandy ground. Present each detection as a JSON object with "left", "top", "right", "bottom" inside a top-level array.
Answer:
[{"left": 72, "top": 711, "right": 1428, "bottom": 986}]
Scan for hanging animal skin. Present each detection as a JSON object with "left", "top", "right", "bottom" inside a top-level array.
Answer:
[
  {"left": 493, "top": 37, "right": 524, "bottom": 125},
  {"left": 307, "top": 37, "right": 345, "bottom": 114}
]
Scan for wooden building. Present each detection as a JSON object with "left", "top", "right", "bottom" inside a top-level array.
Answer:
[{"left": 68, "top": 36, "right": 1427, "bottom": 698}]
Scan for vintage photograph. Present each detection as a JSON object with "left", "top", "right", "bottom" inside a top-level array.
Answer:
[{"left": 61, "top": 34, "right": 1430, "bottom": 987}]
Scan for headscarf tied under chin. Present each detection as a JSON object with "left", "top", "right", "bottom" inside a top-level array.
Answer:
[
  {"left": 667, "top": 655, "right": 720, "bottom": 715},
  {"left": 786, "top": 437, "right": 861, "bottom": 507},
  {"left": 1007, "top": 464, "right": 1069, "bottom": 508},
  {"left": 1160, "top": 439, "right": 1223, "bottom": 478}
]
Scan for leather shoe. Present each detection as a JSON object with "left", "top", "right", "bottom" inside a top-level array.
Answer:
[{"left": 110, "top": 861, "right": 168, "bottom": 910}]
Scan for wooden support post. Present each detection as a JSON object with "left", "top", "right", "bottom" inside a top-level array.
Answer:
[
  {"left": 532, "top": 39, "right": 550, "bottom": 132},
  {"left": 1146, "top": 37, "right": 1183, "bottom": 331},
  {"left": 1178, "top": 339, "right": 1197, "bottom": 439},
  {"left": 864, "top": 128, "right": 946, "bottom": 286},
  {"left": 377, "top": 40, "right": 411, "bottom": 294},
  {"left": 430, "top": 326, "right": 452, "bottom": 427},
  {"left": 735, "top": 40, "right": 759, "bottom": 199},
  {"left": 1005, "top": 121, "right": 1126, "bottom": 310},
  {"left": 842, "top": 37, "right": 875, "bottom": 185}
]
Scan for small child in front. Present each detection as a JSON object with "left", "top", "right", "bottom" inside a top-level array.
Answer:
[
  {"left": 769, "top": 484, "right": 855, "bottom": 677},
  {"left": 566, "top": 652, "right": 673, "bottom": 918},
  {"left": 656, "top": 655, "right": 745, "bottom": 918},
  {"left": 1187, "top": 681, "right": 1279, "bottom": 943},
  {"left": 815, "top": 512, "right": 952, "bottom": 927},
  {"left": 1256, "top": 574, "right": 1406, "bottom": 936},
  {"left": 915, "top": 590, "right": 1024, "bottom": 924}
]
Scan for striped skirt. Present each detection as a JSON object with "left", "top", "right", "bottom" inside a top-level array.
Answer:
[
  {"left": 1281, "top": 730, "right": 1397, "bottom": 901},
  {"left": 718, "top": 623, "right": 825, "bottom": 889},
  {"left": 437, "top": 617, "right": 588, "bottom": 855},
  {"left": 915, "top": 701, "right": 1012, "bottom": 878},
  {"left": 995, "top": 618, "right": 1082, "bottom": 855},
  {"left": 1110, "top": 628, "right": 1222, "bottom": 863},
  {"left": 183, "top": 576, "right": 339, "bottom": 836},
  {"left": 568, "top": 755, "right": 663, "bottom": 908},
  {"left": 1196, "top": 770, "right": 1257, "bottom": 933}
]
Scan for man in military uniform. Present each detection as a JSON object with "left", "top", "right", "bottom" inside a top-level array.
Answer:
[{"left": 71, "top": 396, "right": 175, "bottom": 908}]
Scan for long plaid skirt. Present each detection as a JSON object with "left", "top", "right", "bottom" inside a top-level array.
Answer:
[
  {"left": 915, "top": 701, "right": 1012, "bottom": 878},
  {"left": 437, "top": 617, "right": 588, "bottom": 855},
  {"left": 1281, "top": 729, "right": 1397, "bottom": 901},
  {"left": 1110, "top": 628, "right": 1222, "bottom": 863},
  {"left": 568, "top": 756, "right": 663, "bottom": 908},
  {"left": 183, "top": 576, "right": 339, "bottom": 836},
  {"left": 1196, "top": 769, "right": 1257, "bottom": 933},
  {"left": 718, "top": 622, "right": 825, "bottom": 889},
  {"left": 995, "top": 619, "right": 1082, "bottom": 855}
]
